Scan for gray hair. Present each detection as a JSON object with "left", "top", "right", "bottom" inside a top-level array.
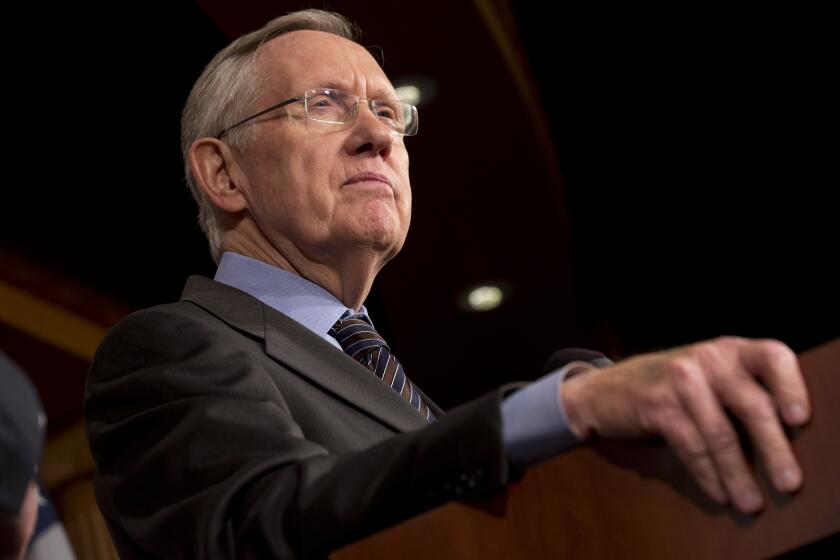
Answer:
[{"left": 180, "top": 9, "right": 362, "bottom": 262}]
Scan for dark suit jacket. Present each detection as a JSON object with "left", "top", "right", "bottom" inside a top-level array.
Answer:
[{"left": 85, "top": 276, "right": 514, "bottom": 559}]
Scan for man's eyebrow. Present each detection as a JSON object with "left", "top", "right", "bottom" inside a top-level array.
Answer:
[
  {"left": 313, "top": 82, "right": 397, "bottom": 100},
  {"left": 316, "top": 81, "right": 350, "bottom": 91}
]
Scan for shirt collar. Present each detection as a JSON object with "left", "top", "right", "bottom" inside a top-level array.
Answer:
[{"left": 213, "top": 252, "right": 370, "bottom": 340}]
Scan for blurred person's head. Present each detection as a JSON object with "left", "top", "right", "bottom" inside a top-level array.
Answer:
[{"left": 0, "top": 352, "right": 45, "bottom": 560}]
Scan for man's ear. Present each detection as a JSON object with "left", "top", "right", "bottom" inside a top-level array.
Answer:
[{"left": 188, "top": 138, "right": 249, "bottom": 213}]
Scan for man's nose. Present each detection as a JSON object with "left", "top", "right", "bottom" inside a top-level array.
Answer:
[{"left": 345, "top": 100, "right": 394, "bottom": 157}]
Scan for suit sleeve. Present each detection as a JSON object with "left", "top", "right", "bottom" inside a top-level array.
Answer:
[{"left": 85, "top": 307, "right": 513, "bottom": 559}]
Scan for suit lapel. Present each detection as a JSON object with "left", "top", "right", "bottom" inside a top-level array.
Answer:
[{"left": 181, "top": 276, "right": 429, "bottom": 432}]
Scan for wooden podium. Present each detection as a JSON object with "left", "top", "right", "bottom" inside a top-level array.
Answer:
[{"left": 333, "top": 339, "right": 840, "bottom": 559}]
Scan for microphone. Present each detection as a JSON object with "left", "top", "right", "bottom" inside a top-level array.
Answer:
[{"left": 542, "top": 347, "right": 614, "bottom": 375}]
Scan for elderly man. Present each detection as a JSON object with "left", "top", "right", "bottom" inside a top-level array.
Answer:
[{"left": 85, "top": 9, "right": 811, "bottom": 559}]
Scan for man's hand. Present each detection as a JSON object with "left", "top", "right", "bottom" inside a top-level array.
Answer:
[{"left": 560, "top": 337, "right": 810, "bottom": 514}]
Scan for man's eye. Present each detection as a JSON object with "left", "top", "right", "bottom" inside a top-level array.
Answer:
[{"left": 376, "top": 106, "right": 398, "bottom": 120}]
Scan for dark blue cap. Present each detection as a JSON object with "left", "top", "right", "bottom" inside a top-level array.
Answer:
[{"left": 0, "top": 351, "right": 45, "bottom": 514}]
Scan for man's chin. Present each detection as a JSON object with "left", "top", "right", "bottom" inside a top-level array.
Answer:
[
  {"left": 358, "top": 234, "right": 403, "bottom": 259},
  {"left": 345, "top": 228, "right": 406, "bottom": 263},
  {"left": 356, "top": 210, "right": 405, "bottom": 248}
]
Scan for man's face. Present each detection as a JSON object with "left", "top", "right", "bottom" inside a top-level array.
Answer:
[{"left": 235, "top": 30, "right": 411, "bottom": 270}]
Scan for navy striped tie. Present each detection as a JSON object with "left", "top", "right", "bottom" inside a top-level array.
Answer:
[{"left": 330, "top": 314, "right": 436, "bottom": 422}]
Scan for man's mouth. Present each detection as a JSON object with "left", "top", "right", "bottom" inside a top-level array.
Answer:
[{"left": 344, "top": 172, "right": 392, "bottom": 187}]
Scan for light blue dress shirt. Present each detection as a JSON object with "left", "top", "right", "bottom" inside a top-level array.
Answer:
[{"left": 214, "top": 252, "right": 580, "bottom": 466}]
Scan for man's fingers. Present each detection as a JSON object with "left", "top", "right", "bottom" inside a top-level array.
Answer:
[
  {"left": 672, "top": 359, "right": 764, "bottom": 513},
  {"left": 720, "top": 377, "right": 803, "bottom": 493},
  {"left": 659, "top": 415, "right": 727, "bottom": 505},
  {"left": 737, "top": 339, "right": 810, "bottom": 426}
]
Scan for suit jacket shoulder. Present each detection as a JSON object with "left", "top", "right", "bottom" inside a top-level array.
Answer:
[{"left": 86, "top": 276, "right": 511, "bottom": 559}]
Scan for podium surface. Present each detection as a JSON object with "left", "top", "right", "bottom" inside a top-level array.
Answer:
[{"left": 333, "top": 338, "right": 840, "bottom": 559}]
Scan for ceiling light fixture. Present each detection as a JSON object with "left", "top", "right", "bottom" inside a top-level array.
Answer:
[{"left": 465, "top": 284, "right": 504, "bottom": 312}]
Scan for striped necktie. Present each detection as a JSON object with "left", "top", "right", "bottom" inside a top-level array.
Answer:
[{"left": 330, "top": 313, "right": 436, "bottom": 422}]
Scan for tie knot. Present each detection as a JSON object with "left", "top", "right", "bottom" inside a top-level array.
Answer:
[
  {"left": 329, "top": 314, "right": 389, "bottom": 359},
  {"left": 329, "top": 313, "right": 436, "bottom": 422}
]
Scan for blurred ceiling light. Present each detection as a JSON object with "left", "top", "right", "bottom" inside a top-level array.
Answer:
[
  {"left": 393, "top": 76, "right": 437, "bottom": 107},
  {"left": 395, "top": 85, "right": 421, "bottom": 106},
  {"left": 465, "top": 285, "right": 504, "bottom": 312}
]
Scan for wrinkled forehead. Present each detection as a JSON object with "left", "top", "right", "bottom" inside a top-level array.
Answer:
[{"left": 255, "top": 30, "right": 395, "bottom": 100}]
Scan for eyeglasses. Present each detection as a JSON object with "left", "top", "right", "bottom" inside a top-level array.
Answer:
[{"left": 214, "top": 88, "right": 419, "bottom": 139}]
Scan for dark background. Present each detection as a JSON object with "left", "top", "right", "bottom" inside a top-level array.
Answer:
[
  {"left": 515, "top": 4, "right": 836, "bottom": 341},
  {"left": 4, "top": 2, "right": 836, "bottom": 409}
]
